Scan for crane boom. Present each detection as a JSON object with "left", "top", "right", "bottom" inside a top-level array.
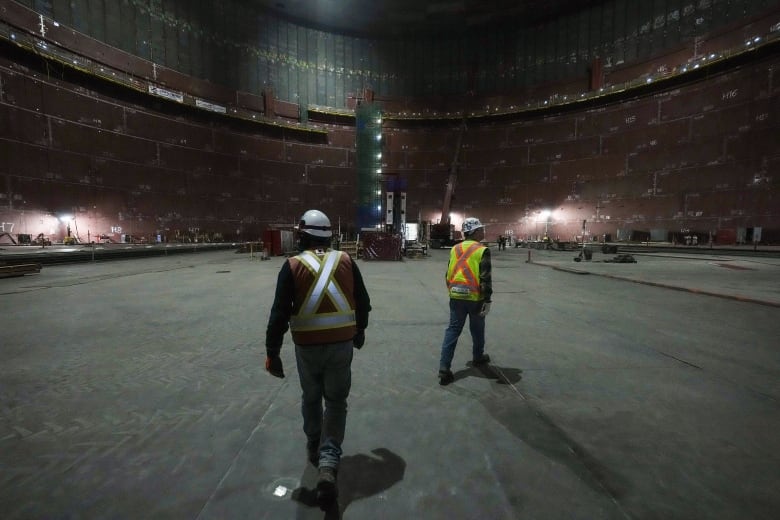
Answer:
[
  {"left": 429, "top": 116, "right": 468, "bottom": 248},
  {"left": 440, "top": 116, "right": 467, "bottom": 225}
]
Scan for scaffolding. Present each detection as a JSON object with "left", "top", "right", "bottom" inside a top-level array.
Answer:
[{"left": 355, "top": 102, "right": 383, "bottom": 231}]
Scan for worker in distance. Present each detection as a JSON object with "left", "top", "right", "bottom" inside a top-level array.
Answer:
[{"left": 438, "top": 217, "right": 493, "bottom": 385}]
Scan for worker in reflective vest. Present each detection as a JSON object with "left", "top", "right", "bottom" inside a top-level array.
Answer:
[
  {"left": 438, "top": 217, "right": 493, "bottom": 386},
  {"left": 265, "top": 209, "right": 371, "bottom": 508}
]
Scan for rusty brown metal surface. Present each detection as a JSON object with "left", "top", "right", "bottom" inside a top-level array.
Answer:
[
  {"left": 0, "top": 5, "right": 778, "bottom": 247},
  {"left": 361, "top": 232, "right": 402, "bottom": 261}
]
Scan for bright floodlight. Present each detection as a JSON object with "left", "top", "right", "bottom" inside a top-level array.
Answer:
[
  {"left": 59, "top": 214, "right": 73, "bottom": 222},
  {"left": 538, "top": 209, "right": 552, "bottom": 220}
]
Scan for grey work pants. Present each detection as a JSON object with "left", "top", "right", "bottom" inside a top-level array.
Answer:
[{"left": 294, "top": 340, "right": 353, "bottom": 469}]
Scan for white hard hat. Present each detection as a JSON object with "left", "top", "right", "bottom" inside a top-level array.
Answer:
[
  {"left": 462, "top": 217, "right": 484, "bottom": 235},
  {"left": 298, "top": 209, "right": 332, "bottom": 238}
]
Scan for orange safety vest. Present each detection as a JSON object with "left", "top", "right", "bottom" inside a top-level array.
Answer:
[
  {"left": 288, "top": 249, "right": 357, "bottom": 345},
  {"left": 446, "top": 240, "right": 486, "bottom": 301}
]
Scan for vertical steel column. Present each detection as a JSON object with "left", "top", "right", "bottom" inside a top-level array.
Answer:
[{"left": 355, "top": 102, "right": 382, "bottom": 231}]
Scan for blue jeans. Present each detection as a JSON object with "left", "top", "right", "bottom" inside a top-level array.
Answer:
[
  {"left": 439, "top": 299, "right": 486, "bottom": 371},
  {"left": 295, "top": 340, "right": 353, "bottom": 469}
]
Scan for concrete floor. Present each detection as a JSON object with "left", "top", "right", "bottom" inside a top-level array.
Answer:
[{"left": 1, "top": 247, "right": 779, "bottom": 519}]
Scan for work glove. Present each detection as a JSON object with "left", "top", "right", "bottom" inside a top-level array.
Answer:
[
  {"left": 479, "top": 302, "right": 491, "bottom": 317},
  {"left": 353, "top": 330, "right": 365, "bottom": 349},
  {"left": 265, "top": 355, "right": 285, "bottom": 378}
]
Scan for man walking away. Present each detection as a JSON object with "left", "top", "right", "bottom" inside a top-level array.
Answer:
[
  {"left": 265, "top": 209, "right": 372, "bottom": 508},
  {"left": 438, "top": 217, "right": 493, "bottom": 385}
]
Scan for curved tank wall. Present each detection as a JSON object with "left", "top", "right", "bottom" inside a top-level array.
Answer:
[
  {"left": 0, "top": 1, "right": 778, "bottom": 245},
  {"left": 383, "top": 51, "right": 779, "bottom": 244},
  {"left": 9, "top": 0, "right": 776, "bottom": 108}
]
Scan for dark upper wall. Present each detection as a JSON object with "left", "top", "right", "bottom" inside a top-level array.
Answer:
[{"left": 12, "top": 0, "right": 776, "bottom": 108}]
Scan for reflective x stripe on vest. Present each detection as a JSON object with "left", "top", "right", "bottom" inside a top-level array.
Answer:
[
  {"left": 290, "top": 250, "right": 356, "bottom": 331},
  {"left": 447, "top": 241, "right": 483, "bottom": 299}
]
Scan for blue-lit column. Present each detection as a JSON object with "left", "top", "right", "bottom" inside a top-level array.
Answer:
[{"left": 355, "top": 102, "right": 383, "bottom": 231}]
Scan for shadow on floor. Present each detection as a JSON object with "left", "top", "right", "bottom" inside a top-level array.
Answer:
[
  {"left": 292, "top": 447, "right": 406, "bottom": 519},
  {"left": 453, "top": 363, "right": 523, "bottom": 385}
]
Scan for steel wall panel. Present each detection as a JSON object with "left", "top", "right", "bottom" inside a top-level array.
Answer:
[
  {"left": 402, "top": 150, "right": 447, "bottom": 170},
  {"left": 0, "top": 69, "right": 42, "bottom": 110},
  {"left": 239, "top": 158, "right": 289, "bottom": 180},
  {"left": 550, "top": 154, "right": 627, "bottom": 182},
  {"left": 684, "top": 136, "right": 728, "bottom": 168},
  {"left": 48, "top": 119, "right": 158, "bottom": 165},
  {"left": 464, "top": 128, "right": 507, "bottom": 150},
  {"left": 464, "top": 148, "right": 505, "bottom": 168},
  {"left": 606, "top": 46, "right": 692, "bottom": 85},
  {"left": 185, "top": 172, "right": 222, "bottom": 199},
  {"left": 627, "top": 146, "right": 690, "bottom": 174},
  {"left": 592, "top": 174, "right": 652, "bottom": 199},
  {"left": 603, "top": 119, "right": 688, "bottom": 156},
  {"left": 306, "top": 165, "right": 353, "bottom": 187},
  {"left": 327, "top": 128, "right": 354, "bottom": 148},
  {"left": 383, "top": 130, "right": 417, "bottom": 151},
  {"left": 690, "top": 103, "right": 754, "bottom": 138},
  {"left": 457, "top": 167, "right": 487, "bottom": 190},
  {"left": 321, "top": 183, "right": 356, "bottom": 204},
  {"left": 467, "top": 146, "right": 528, "bottom": 169},
  {"left": 210, "top": 133, "right": 284, "bottom": 162},
  {"left": 520, "top": 183, "right": 561, "bottom": 207},
  {"left": 124, "top": 110, "right": 212, "bottom": 149},
  {"left": 661, "top": 69, "right": 763, "bottom": 122},
  {"left": 154, "top": 168, "right": 190, "bottom": 195},
  {"left": 36, "top": 82, "right": 120, "bottom": 130},
  {"left": 505, "top": 185, "right": 531, "bottom": 206},
  {"left": 158, "top": 145, "right": 222, "bottom": 173},
  {"left": 655, "top": 167, "right": 708, "bottom": 196},
  {"left": 3, "top": 141, "right": 49, "bottom": 181},
  {"left": 286, "top": 143, "right": 347, "bottom": 167},
  {"left": 506, "top": 117, "right": 577, "bottom": 145},
  {"left": 403, "top": 170, "right": 434, "bottom": 191},
  {"left": 578, "top": 99, "right": 659, "bottom": 137},
  {"left": 258, "top": 161, "right": 303, "bottom": 184},
  {"left": 45, "top": 148, "right": 91, "bottom": 184},
  {"left": 528, "top": 137, "right": 600, "bottom": 164},
  {"left": 384, "top": 151, "right": 406, "bottom": 170},
  {"left": 213, "top": 131, "right": 260, "bottom": 159},
  {"left": 725, "top": 129, "right": 777, "bottom": 161},
  {"left": 497, "top": 163, "right": 551, "bottom": 184},
  {"left": 1, "top": 105, "right": 47, "bottom": 146},
  {"left": 107, "top": 162, "right": 151, "bottom": 193},
  {"left": 464, "top": 184, "right": 505, "bottom": 208},
  {"left": 393, "top": 127, "right": 461, "bottom": 152}
]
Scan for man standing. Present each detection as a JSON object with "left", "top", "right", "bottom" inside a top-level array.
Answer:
[
  {"left": 438, "top": 217, "right": 493, "bottom": 385},
  {"left": 265, "top": 209, "right": 371, "bottom": 508}
]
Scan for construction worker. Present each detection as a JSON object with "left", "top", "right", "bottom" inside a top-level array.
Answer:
[
  {"left": 265, "top": 209, "right": 371, "bottom": 509},
  {"left": 438, "top": 217, "right": 493, "bottom": 385}
]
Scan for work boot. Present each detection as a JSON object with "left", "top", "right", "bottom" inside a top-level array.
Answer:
[
  {"left": 472, "top": 353, "right": 491, "bottom": 366},
  {"left": 306, "top": 438, "right": 319, "bottom": 467},
  {"left": 438, "top": 369, "right": 454, "bottom": 386},
  {"left": 316, "top": 466, "right": 338, "bottom": 509}
]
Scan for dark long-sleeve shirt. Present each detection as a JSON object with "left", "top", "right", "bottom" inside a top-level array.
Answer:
[
  {"left": 265, "top": 254, "right": 371, "bottom": 356},
  {"left": 478, "top": 247, "right": 493, "bottom": 302}
]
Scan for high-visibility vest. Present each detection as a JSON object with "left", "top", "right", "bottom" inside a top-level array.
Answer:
[
  {"left": 446, "top": 240, "right": 486, "bottom": 301},
  {"left": 288, "top": 249, "right": 357, "bottom": 345}
]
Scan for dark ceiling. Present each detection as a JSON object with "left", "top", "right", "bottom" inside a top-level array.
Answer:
[{"left": 255, "top": 0, "right": 602, "bottom": 36}]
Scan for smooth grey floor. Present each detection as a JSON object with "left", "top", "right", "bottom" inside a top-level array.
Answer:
[{"left": 1, "top": 247, "right": 779, "bottom": 519}]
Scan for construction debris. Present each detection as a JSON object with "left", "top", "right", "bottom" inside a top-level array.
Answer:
[
  {"left": 0, "top": 263, "right": 43, "bottom": 278},
  {"left": 604, "top": 254, "right": 637, "bottom": 263}
]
